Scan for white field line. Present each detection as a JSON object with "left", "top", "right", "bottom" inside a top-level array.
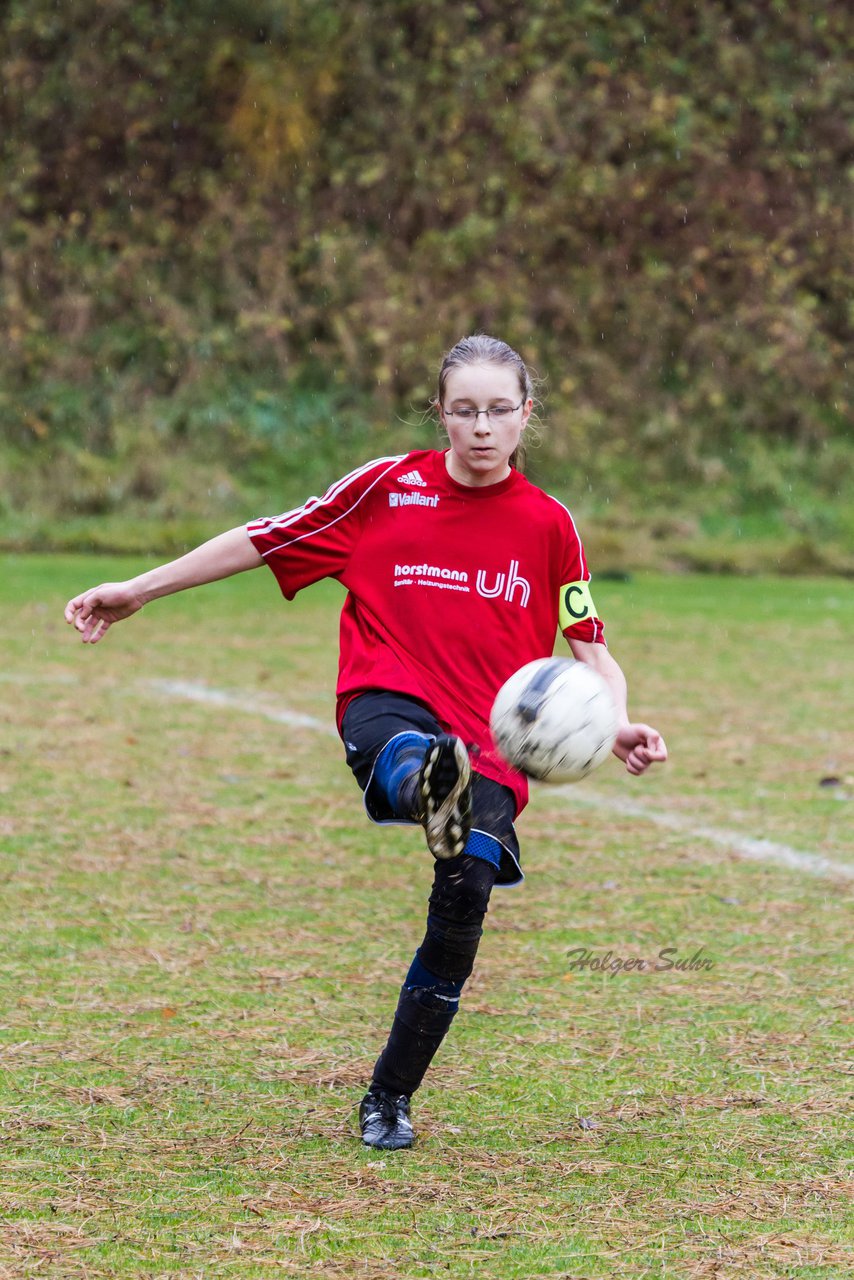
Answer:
[
  {"left": 0, "top": 672, "right": 76, "bottom": 684},
  {"left": 552, "top": 787, "right": 854, "bottom": 882},
  {"left": 146, "top": 678, "right": 339, "bottom": 736},
  {"left": 144, "top": 678, "right": 854, "bottom": 882}
]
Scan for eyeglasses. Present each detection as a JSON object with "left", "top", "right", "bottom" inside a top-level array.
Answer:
[{"left": 442, "top": 400, "right": 524, "bottom": 422}]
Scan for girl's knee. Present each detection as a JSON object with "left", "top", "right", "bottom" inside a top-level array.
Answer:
[{"left": 429, "top": 853, "right": 497, "bottom": 921}]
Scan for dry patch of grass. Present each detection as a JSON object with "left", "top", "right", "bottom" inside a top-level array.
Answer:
[{"left": 1, "top": 560, "right": 851, "bottom": 1277}]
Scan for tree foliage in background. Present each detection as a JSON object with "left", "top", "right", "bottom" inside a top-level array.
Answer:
[{"left": 0, "top": 0, "right": 851, "bottom": 561}]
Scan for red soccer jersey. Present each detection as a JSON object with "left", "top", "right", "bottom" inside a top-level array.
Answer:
[{"left": 247, "top": 449, "right": 606, "bottom": 814}]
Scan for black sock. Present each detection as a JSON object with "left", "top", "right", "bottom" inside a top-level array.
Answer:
[
  {"left": 371, "top": 987, "right": 459, "bottom": 1097},
  {"left": 370, "top": 855, "right": 497, "bottom": 1097}
]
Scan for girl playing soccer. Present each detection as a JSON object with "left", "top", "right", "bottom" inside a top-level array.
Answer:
[{"left": 65, "top": 335, "right": 667, "bottom": 1150}]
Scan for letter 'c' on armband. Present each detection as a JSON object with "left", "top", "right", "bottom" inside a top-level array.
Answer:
[{"left": 559, "top": 580, "right": 598, "bottom": 629}]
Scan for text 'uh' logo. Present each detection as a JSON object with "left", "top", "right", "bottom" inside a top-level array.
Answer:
[{"left": 476, "top": 559, "right": 530, "bottom": 607}]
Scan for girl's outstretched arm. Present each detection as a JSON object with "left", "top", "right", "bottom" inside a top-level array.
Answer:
[{"left": 64, "top": 525, "right": 263, "bottom": 644}]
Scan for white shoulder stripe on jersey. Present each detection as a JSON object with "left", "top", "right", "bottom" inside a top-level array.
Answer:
[
  {"left": 253, "top": 456, "right": 406, "bottom": 556},
  {"left": 247, "top": 454, "right": 404, "bottom": 534},
  {"left": 247, "top": 503, "right": 304, "bottom": 533},
  {"left": 247, "top": 455, "right": 406, "bottom": 537},
  {"left": 544, "top": 491, "right": 590, "bottom": 580}
]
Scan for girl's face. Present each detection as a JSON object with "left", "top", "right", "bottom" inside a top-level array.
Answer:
[{"left": 440, "top": 362, "right": 532, "bottom": 488}]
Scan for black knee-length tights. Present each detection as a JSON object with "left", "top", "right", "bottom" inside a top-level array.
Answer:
[{"left": 371, "top": 854, "right": 498, "bottom": 1097}]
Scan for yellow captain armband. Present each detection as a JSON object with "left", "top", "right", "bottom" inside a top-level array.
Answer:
[{"left": 559, "top": 580, "right": 598, "bottom": 630}]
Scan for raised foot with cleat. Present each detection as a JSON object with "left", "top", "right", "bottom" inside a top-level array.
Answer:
[{"left": 418, "top": 734, "right": 472, "bottom": 860}]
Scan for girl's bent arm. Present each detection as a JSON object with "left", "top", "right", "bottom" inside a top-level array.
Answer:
[
  {"left": 567, "top": 638, "right": 629, "bottom": 727},
  {"left": 65, "top": 526, "right": 263, "bottom": 644},
  {"left": 568, "top": 637, "right": 668, "bottom": 776}
]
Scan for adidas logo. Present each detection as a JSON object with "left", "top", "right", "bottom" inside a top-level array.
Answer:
[{"left": 397, "top": 469, "right": 427, "bottom": 487}]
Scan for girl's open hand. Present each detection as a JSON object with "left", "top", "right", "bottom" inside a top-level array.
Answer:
[{"left": 64, "top": 582, "right": 144, "bottom": 644}]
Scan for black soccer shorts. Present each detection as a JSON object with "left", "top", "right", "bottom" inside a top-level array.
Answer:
[{"left": 341, "top": 690, "right": 523, "bottom": 887}]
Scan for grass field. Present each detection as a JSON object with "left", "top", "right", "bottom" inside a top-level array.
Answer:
[{"left": 1, "top": 555, "right": 852, "bottom": 1279}]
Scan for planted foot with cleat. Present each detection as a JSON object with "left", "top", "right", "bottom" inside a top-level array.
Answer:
[{"left": 359, "top": 1088, "right": 414, "bottom": 1150}]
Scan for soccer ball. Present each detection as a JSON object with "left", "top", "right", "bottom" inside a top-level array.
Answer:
[{"left": 490, "top": 657, "right": 619, "bottom": 783}]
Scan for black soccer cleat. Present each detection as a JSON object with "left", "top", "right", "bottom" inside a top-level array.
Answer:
[
  {"left": 359, "top": 1087, "right": 414, "bottom": 1150},
  {"left": 418, "top": 734, "right": 472, "bottom": 860}
]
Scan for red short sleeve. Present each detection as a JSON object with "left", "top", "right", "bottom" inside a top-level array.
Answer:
[{"left": 247, "top": 456, "right": 405, "bottom": 599}]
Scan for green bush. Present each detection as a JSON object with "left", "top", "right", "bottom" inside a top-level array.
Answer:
[{"left": 1, "top": 0, "right": 850, "bottom": 566}]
